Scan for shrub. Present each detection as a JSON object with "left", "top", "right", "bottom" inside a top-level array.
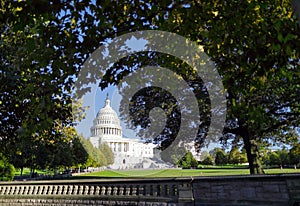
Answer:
[
  {"left": 202, "top": 155, "right": 214, "bottom": 165},
  {"left": 0, "top": 154, "right": 16, "bottom": 181}
]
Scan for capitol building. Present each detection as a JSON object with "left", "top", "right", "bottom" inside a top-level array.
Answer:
[{"left": 89, "top": 96, "right": 167, "bottom": 169}]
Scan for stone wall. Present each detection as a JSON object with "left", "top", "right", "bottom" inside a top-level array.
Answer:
[
  {"left": 0, "top": 174, "right": 299, "bottom": 206},
  {"left": 192, "top": 174, "right": 300, "bottom": 206}
]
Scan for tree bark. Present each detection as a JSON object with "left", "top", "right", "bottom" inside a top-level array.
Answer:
[
  {"left": 243, "top": 136, "right": 265, "bottom": 174},
  {"left": 291, "top": 0, "right": 300, "bottom": 27}
]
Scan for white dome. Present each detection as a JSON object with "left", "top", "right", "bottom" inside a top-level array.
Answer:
[
  {"left": 96, "top": 98, "right": 120, "bottom": 126},
  {"left": 90, "top": 96, "right": 122, "bottom": 138}
]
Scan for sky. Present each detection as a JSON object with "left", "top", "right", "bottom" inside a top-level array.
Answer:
[{"left": 75, "top": 85, "right": 137, "bottom": 139}]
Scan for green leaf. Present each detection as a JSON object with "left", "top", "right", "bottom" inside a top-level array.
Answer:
[
  {"left": 277, "top": 32, "right": 284, "bottom": 42},
  {"left": 26, "top": 38, "right": 35, "bottom": 52}
]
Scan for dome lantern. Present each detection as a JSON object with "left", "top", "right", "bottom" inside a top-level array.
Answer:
[{"left": 105, "top": 93, "right": 110, "bottom": 107}]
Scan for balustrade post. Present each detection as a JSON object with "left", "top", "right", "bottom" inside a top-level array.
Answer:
[
  {"left": 9, "top": 186, "right": 13, "bottom": 195},
  {"left": 67, "top": 185, "right": 73, "bottom": 195},
  {"left": 33, "top": 186, "right": 38, "bottom": 195},
  {"left": 62, "top": 185, "right": 67, "bottom": 195},
  {"left": 73, "top": 185, "right": 78, "bottom": 195},
  {"left": 78, "top": 185, "right": 83, "bottom": 195},
  {"left": 47, "top": 185, "right": 52, "bottom": 195},
  {"left": 101, "top": 186, "right": 106, "bottom": 195},
  {"left": 139, "top": 185, "right": 144, "bottom": 196},
  {"left": 37, "top": 186, "right": 42, "bottom": 195},
  {"left": 90, "top": 186, "right": 94, "bottom": 195},
  {"left": 39, "top": 186, "right": 43, "bottom": 195},
  {"left": 113, "top": 186, "right": 118, "bottom": 196},
  {"left": 132, "top": 185, "right": 137, "bottom": 196},
  {"left": 95, "top": 186, "right": 100, "bottom": 195},
  {"left": 107, "top": 186, "right": 112, "bottom": 195},
  {"left": 84, "top": 185, "right": 89, "bottom": 195},
  {"left": 8, "top": 186, "right": 12, "bottom": 195},
  {"left": 17, "top": 186, "right": 21, "bottom": 195},
  {"left": 119, "top": 186, "right": 124, "bottom": 196},
  {"left": 9, "top": 186, "right": 14, "bottom": 195},
  {"left": 23, "top": 186, "right": 28, "bottom": 195},
  {"left": 57, "top": 185, "right": 63, "bottom": 195},
  {"left": 125, "top": 186, "right": 131, "bottom": 196}
]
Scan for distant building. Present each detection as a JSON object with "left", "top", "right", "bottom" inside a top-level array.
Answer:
[{"left": 89, "top": 95, "right": 164, "bottom": 169}]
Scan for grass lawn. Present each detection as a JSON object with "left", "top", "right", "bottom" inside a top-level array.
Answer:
[
  {"left": 15, "top": 168, "right": 51, "bottom": 176},
  {"left": 78, "top": 167, "right": 299, "bottom": 178}
]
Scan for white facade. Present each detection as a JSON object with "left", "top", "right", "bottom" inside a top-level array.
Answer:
[{"left": 89, "top": 96, "right": 158, "bottom": 169}]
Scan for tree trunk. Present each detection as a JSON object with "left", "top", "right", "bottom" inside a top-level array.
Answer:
[
  {"left": 291, "top": 0, "right": 300, "bottom": 27},
  {"left": 243, "top": 137, "right": 265, "bottom": 174}
]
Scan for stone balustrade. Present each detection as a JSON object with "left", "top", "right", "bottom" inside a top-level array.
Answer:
[
  {"left": 0, "top": 182, "right": 178, "bottom": 197},
  {"left": 0, "top": 174, "right": 299, "bottom": 206},
  {"left": 0, "top": 178, "right": 191, "bottom": 205}
]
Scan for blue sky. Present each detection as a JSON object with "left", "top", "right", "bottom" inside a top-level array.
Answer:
[{"left": 75, "top": 85, "right": 137, "bottom": 139}]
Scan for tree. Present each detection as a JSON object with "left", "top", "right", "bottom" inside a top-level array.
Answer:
[
  {"left": 269, "top": 152, "right": 281, "bottom": 166},
  {"left": 79, "top": 137, "right": 113, "bottom": 167},
  {"left": 228, "top": 147, "right": 247, "bottom": 165},
  {"left": 203, "top": 0, "right": 299, "bottom": 174},
  {"left": 9, "top": 124, "right": 89, "bottom": 176},
  {"left": 99, "top": 143, "right": 114, "bottom": 165},
  {"left": 291, "top": 0, "right": 300, "bottom": 26},
  {"left": 215, "top": 148, "right": 228, "bottom": 166},
  {"left": 92, "top": 0, "right": 299, "bottom": 174},
  {"left": 177, "top": 151, "right": 198, "bottom": 169},
  {"left": 278, "top": 148, "right": 290, "bottom": 166},
  {"left": 71, "top": 136, "right": 90, "bottom": 167},
  {"left": 0, "top": 0, "right": 91, "bottom": 169},
  {"left": 0, "top": 5, "right": 89, "bottom": 172},
  {"left": 289, "top": 144, "right": 300, "bottom": 168},
  {"left": 202, "top": 155, "right": 214, "bottom": 166}
]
